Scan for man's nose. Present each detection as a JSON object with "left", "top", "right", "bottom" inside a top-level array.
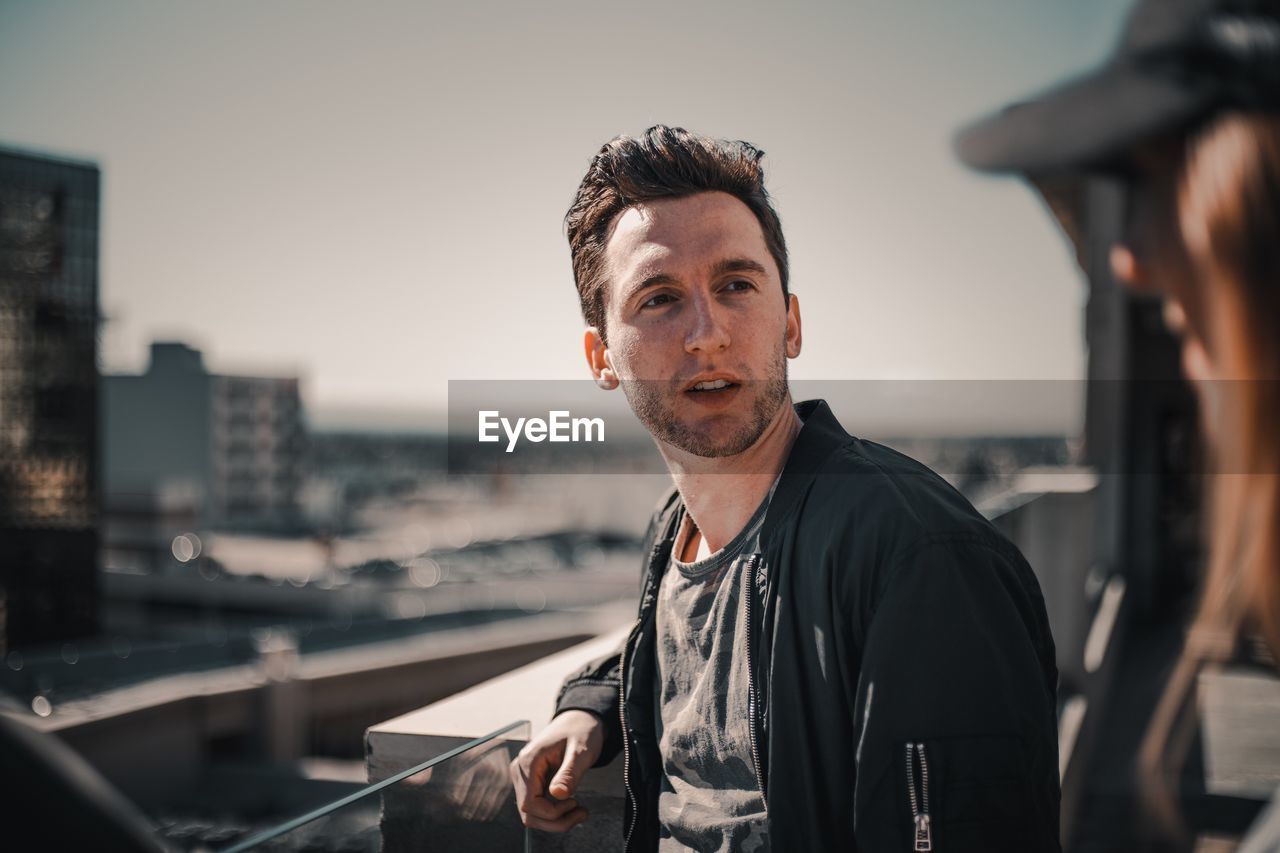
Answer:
[{"left": 685, "top": 295, "right": 730, "bottom": 353}]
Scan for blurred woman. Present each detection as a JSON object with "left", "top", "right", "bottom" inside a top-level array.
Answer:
[
  {"left": 1129, "top": 113, "right": 1280, "bottom": 851},
  {"left": 955, "top": 0, "right": 1280, "bottom": 847}
]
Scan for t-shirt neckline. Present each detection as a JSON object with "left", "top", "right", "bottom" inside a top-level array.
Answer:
[{"left": 672, "top": 477, "right": 779, "bottom": 578}]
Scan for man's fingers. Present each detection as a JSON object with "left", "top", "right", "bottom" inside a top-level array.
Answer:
[
  {"left": 520, "top": 805, "right": 589, "bottom": 833},
  {"left": 510, "top": 750, "right": 581, "bottom": 821},
  {"left": 522, "top": 795, "right": 579, "bottom": 822},
  {"left": 508, "top": 721, "right": 602, "bottom": 832},
  {"left": 508, "top": 755, "right": 529, "bottom": 809},
  {"left": 510, "top": 746, "right": 551, "bottom": 804},
  {"left": 548, "top": 741, "right": 592, "bottom": 799}
]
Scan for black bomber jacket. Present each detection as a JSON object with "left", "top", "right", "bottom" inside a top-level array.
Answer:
[{"left": 554, "top": 399, "right": 1062, "bottom": 852}]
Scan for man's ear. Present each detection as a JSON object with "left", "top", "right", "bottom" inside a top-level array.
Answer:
[
  {"left": 785, "top": 293, "right": 803, "bottom": 359},
  {"left": 584, "top": 327, "right": 618, "bottom": 390}
]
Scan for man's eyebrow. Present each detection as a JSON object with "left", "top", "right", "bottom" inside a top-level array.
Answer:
[
  {"left": 710, "top": 257, "right": 769, "bottom": 278},
  {"left": 623, "top": 258, "right": 770, "bottom": 305},
  {"left": 624, "top": 271, "right": 680, "bottom": 305}
]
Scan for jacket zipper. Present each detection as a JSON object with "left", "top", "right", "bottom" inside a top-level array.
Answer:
[
  {"left": 905, "top": 742, "right": 932, "bottom": 852},
  {"left": 744, "top": 553, "right": 768, "bottom": 809},
  {"left": 619, "top": 620, "right": 639, "bottom": 852},
  {"left": 621, "top": 536, "right": 667, "bottom": 853}
]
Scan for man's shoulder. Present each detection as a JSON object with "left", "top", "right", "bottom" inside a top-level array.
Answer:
[
  {"left": 803, "top": 434, "right": 967, "bottom": 512},
  {"left": 795, "top": 434, "right": 1005, "bottom": 554},
  {"left": 791, "top": 433, "right": 1040, "bottom": 626},
  {"left": 785, "top": 401, "right": 992, "bottom": 540}
]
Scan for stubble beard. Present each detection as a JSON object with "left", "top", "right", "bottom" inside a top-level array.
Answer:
[{"left": 621, "top": 341, "right": 791, "bottom": 459}]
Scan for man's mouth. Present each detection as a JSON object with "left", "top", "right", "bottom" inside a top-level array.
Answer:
[{"left": 687, "top": 378, "right": 737, "bottom": 393}]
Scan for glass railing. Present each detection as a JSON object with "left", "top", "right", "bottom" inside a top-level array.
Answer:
[{"left": 213, "top": 720, "right": 531, "bottom": 852}]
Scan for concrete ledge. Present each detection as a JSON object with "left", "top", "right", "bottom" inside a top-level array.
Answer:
[{"left": 369, "top": 622, "right": 630, "bottom": 741}]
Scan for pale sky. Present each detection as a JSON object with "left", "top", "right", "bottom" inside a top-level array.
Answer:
[{"left": 0, "top": 0, "right": 1129, "bottom": 429}]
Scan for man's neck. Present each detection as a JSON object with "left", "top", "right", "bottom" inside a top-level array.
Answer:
[{"left": 661, "top": 397, "right": 803, "bottom": 555}]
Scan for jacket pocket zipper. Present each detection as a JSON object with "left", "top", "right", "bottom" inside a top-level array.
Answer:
[{"left": 905, "top": 741, "right": 932, "bottom": 852}]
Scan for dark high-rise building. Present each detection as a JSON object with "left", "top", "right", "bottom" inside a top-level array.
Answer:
[{"left": 0, "top": 147, "right": 101, "bottom": 652}]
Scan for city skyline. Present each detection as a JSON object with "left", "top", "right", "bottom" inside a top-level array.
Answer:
[{"left": 0, "top": 0, "right": 1130, "bottom": 432}]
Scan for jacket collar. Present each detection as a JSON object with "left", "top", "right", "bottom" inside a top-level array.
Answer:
[
  {"left": 759, "top": 398, "right": 853, "bottom": 544},
  {"left": 652, "top": 398, "right": 853, "bottom": 550}
]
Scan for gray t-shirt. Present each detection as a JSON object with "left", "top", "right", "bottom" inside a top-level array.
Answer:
[{"left": 654, "top": 484, "right": 776, "bottom": 853}]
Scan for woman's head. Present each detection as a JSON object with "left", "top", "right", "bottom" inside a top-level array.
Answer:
[
  {"left": 1108, "top": 113, "right": 1280, "bottom": 655},
  {"left": 1119, "top": 111, "right": 1280, "bottom": 846},
  {"left": 1178, "top": 115, "right": 1280, "bottom": 388},
  {"left": 1170, "top": 115, "right": 1280, "bottom": 658}
]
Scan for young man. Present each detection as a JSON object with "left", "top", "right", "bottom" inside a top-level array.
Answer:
[{"left": 508, "top": 126, "right": 1062, "bottom": 852}]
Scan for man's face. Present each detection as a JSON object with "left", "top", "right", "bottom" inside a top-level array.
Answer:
[{"left": 586, "top": 191, "right": 801, "bottom": 458}]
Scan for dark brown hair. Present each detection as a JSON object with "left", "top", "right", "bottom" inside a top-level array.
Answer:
[{"left": 565, "top": 125, "right": 789, "bottom": 343}]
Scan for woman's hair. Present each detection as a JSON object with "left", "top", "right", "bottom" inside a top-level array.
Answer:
[
  {"left": 1179, "top": 113, "right": 1280, "bottom": 657},
  {"left": 1139, "top": 112, "right": 1280, "bottom": 841}
]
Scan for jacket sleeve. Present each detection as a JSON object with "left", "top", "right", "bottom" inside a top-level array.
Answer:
[
  {"left": 552, "top": 640, "right": 627, "bottom": 768},
  {"left": 848, "top": 532, "right": 1062, "bottom": 852}
]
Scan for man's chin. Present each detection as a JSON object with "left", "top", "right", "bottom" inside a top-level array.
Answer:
[
  {"left": 625, "top": 379, "right": 790, "bottom": 460},
  {"left": 657, "top": 415, "right": 764, "bottom": 459}
]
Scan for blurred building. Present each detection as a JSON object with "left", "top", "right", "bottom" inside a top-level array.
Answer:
[
  {"left": 212, "top": 369, "right": 305, "bottom": 527},
  {"left": 102, "top": 341, "right": 305, "bottom": 544},
  {"left": 0, "top": 147, "right": 102, "bottom": 652}
]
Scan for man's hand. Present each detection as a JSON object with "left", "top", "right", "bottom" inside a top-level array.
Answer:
[{"left": 508, "top": 709, "right": 603, "bottom": 832}]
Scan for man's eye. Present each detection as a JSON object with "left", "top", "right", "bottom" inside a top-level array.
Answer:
[
  {"left": 725, "top": 279, "right": 754, "bottom": 292},
  {"left": 642, "top": 293, "right": 675, "bottom": 308}
]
